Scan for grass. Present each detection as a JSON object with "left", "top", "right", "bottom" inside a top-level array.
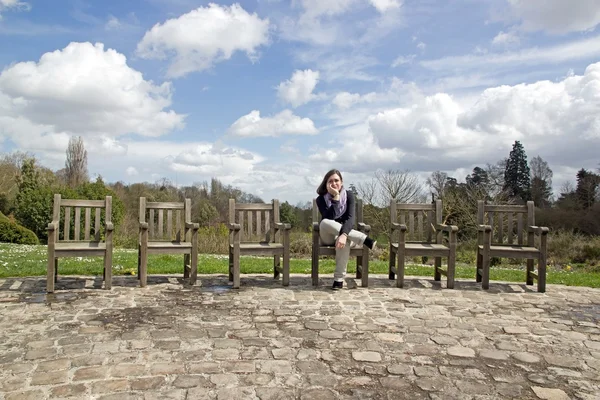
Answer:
[{"left": 1, "top": 243, "right": 599, "bottom": 288}]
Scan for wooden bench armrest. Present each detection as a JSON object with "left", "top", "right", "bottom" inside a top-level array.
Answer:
[
  {"left": 48, "top": 221, "right": 58, "bottom": 231},
  {"left": 478, "top": 224, "right": 492, "bottom": 232},
  {"left": 436, "top": 223, "right": 458, "bottom": 233},
  {"left": 228, "top": 223, "right": 241, "bottom": 231},
  {"left": 139, "top": 222, "right": 148, "bottom": 230},
  {"left": 358, "top": 222, "right": 371, "bottom": 233},
  {"left": 528, "top": 225, "right": 549, "bottom": 235},
  {"left": 106, "top": 222, "right": 114, "bottom": 231},
  {"left": 275, "top": 222, "right": 292, "bottom": 230},
  {"left": 391, "top": 222, "right": 407, "bottom": 232},
  {"left": 185, "top": 222, "right": 199, "bottom": 230}
]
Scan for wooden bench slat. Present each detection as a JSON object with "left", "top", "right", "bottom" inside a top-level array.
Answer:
[
  {"left": 61, "top": 199, "right": 105, "bottom": 207},
  {"left": 158, "top": 209, "right": 164, "bottom": 238},
  {"left": 64, "top": 207, "right": 71, "bottom": 241},
  {"left": 74, "top": 207, "right": 81, "bottom": 240},
  {"left": 146, "top": 202, "right": 185, "bottom": 209},
  {"left": 235, "top": 203, "right": 273, "bottom": 210},
  {"left": 84, "top": 208, "right": 91, "bottom": 240},
  {"left": 95, "top": 208, "right": 101, "bottom": 241}
]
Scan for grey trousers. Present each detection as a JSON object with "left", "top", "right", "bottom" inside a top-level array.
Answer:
[{"left": 319, "top": 219, "right": 367, "bottom": 282}]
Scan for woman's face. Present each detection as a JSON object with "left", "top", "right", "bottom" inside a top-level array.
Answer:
[{"left": 327, "top": 173, "right": 343, "bottom": 191}]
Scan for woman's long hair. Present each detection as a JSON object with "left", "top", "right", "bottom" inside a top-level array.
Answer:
[{"left": 316, "top": 169, "right": 343, "bottom": 196}]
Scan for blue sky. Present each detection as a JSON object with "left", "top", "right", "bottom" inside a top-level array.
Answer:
[{"left": 1, "top": 0, "right": 600, "bottom": 204}]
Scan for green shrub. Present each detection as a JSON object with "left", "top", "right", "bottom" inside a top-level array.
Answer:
[
  {"left": 290, "top": 232, "right": 311, "bottom": 256},
  {"left": 0, "top": 212, "right": 39, "bottom": 245}
]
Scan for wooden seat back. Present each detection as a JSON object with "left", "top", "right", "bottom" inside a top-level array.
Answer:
[
  {"left": 139, "top": 198, "right": 191, "bottom": 242},
  {"left": 52, "top": 194, "right": 112, "bottom": 243},
  {"left": 229, "top": 199, "right": 280, "bottom": 244},
  {"left": 477, "top": 201, "right": 534, "bottom": 246},
  {"left": 391, "top": 200, "right": 442, "bottom": 243}
]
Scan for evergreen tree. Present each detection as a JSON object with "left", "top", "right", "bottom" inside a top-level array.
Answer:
[
  {"left": 503, "top": 141, "right": 531, "bottom": 203},
  {"left": 530, "top": 177, "right": 553, "bottom": 208},
  {"left": 575, "top": 168, "right": 599, "bottom": 209}
]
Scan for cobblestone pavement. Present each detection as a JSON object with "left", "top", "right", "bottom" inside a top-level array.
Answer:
[{"left": 0, "top": 274, "right": 599, "bottom": 400}]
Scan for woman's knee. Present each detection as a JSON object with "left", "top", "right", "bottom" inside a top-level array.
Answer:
[{"left": 320, "top": 219, "right": 338, "bottom": 232}]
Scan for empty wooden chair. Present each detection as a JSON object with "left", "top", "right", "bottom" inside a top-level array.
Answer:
[
  {"left": 47, "top": 194, "right": 113, "bottom": 293},
  {"left": 228, "top": 199, "right": 291, "bottom": 289},
  {"left": 389, "top": 199, "right": 458, "bottom": 288},
  {"left": 477, "top": 200, "right": 549, "bottom": 292},
  {"left": 311, "top": 197, "right": 372, "bottom": 287},
  {"left": 138, "top": 198, "right": 199, "bottom": 287}
]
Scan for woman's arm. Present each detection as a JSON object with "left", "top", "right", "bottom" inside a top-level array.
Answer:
[
  {"left": 338, "top": 191, "right": 355, "bottom": 235},
  {"left": 316, "top": 195, "right": 337, "bottom": 220}
]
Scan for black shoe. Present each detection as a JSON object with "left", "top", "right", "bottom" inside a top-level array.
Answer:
[
  {"left": 331, "top": 281, "right": 343, "bottom": 290},
  {"left": 364, "top": 237, "right": 377, "bottom": 250}
]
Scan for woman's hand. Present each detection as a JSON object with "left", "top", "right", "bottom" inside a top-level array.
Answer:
[
  {"left": 328, "top": 183, "right": 340, "bottom": 198},
  {"left": 335, "top": 234, "right": 347, "bottom": 249}
]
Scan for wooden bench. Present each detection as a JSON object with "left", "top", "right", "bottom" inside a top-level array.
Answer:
[
  {"left": 47, "top": 194, "right": 113, "bottom": 293},
  {"left": 138, "top": 198, "right": 199, "bottom": 287},
  {"left": 477, "top": 200, "right": 549, "bottom": 292},
  {"left": 389, "top": 200, "right": 458, "bottom": 288},
  {"left": 311, "top": 197, "right": 371, "bottom": 287},
  {"left": 228, "top": 199, "right": 291, "bottom": 288}
]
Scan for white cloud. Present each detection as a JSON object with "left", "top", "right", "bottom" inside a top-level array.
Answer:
[
  {"left": 317, "top": 62, "right": 600, "bottom": 177},
  {"left": 369, "top": 0, "right": 401, "bottom": 13},
  {"left": 421, "top": 35, "right": 600, "bottom": 72},
  {"left": 369, "top": 93, "right": 478, "bottom": 151},
  {"left": 277, "top": 69, "right": 320, "bottom": 107},
  {"left": 0, "top": 42, "right": 184, "bottom": 155},
  {"left": 416, "top": 41, "right": 426, "bottom": 50},
  {"left": 105, "top": 15, "right": 121, "bottom": 30},
  {"left": 507, "top": 0, "right": 600, "bottom": 34},
  {"left": 298, "top": 0, "right": 356, "bottom": 18},
  {"left": 491, "top": 30, "right": 520, "bottom": 46},
  {"left": 136, "top": 4, "right": 270, "bottom": 78},
  {"left": 459, "top": 63, "right": 600, "bottom": 141},
  {"left": 168, "top": 143, "right": 262, "bottom": 175},
  {"left": 332, "top": 91, "right": 377, "bottom": 109},
  {"left": 309, "top": 123, "right": 403, "bottom": 173},
  {"left": 391, "top": 54, "right": 415, "bottom": 67},
  {"left": 126, "top": 167, "right": 139, "bottom": 176},
  {"left": 0, "top": 0, "right": 29, "bottom": 20},
  {"left": 228, "top": 110, "right": 318, "bottom": 137},
  {"left": 296, "top": 50, "right": 379, "bottom": 82}
]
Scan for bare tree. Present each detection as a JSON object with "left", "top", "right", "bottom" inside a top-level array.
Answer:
[
  {"left": 65, "top": 136, "right": 89, "bottom": 188},
  {"left": 426, "top": 171, "right": 448, "bottom": 200},
  {"left": 530, "top": 155, "right": 553, "bottom": 186},
  {"left": 354, "top": 169, "right": 424, "bottom": 240}
]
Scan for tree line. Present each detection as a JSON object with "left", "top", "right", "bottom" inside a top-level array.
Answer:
[{"left": 0, "top": 138, "right": 598, "bottom": 248}]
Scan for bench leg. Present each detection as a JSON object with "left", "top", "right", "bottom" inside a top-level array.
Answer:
[
  {"left": 388, "top": 246, "right": 396, "bottom": 280},
  {"left": 526, "top": 259, "right": 534, "bottom": 286},
  {"left": 273, "top": 255, "right": 280, "bottom": 279},
  {"left": 434, "top": 257, "right": 441, "bottom": 281},
  {"left": 183, "top": 254, "right": 190, "bottom": 279},
  {"left": 104, "top": 248, "right": 112, "bottom": 290},
  {"left": 47, "top": 257, "right": 55, "bottom": 293},
  {"left": 397, "top": 249, "right": 405, "bottom": 288},
  {"left": 476, "top": 252, "right": 483, "bottom": 283},
  {"left": 228, "top": 249, "right": 233, "bottom": 282},
  {"left": 233, "top": 245, "right": 240, "bottom": 289},
  {"left": 538, "top": 254, "right": 547, "bottom": 293}
]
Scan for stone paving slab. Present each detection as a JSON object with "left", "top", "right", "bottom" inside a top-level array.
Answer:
[{"left": 0, "top": 274, "right": 599, "bottom": 399}]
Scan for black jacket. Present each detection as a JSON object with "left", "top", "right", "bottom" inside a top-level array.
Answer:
[{"left": 316, "top": 190, "right": 355, "bottom": 236}]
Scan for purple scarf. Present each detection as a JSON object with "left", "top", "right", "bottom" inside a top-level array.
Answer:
[{"left": 325, "top": 188, "right": 347, "bottom": 219}]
